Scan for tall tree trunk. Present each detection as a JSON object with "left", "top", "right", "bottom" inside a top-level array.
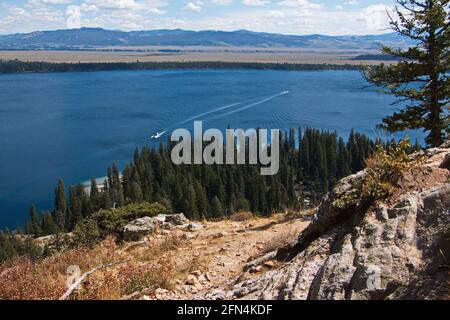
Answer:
[{"left": 427, "top": 0, "right": 442, "bottom": 147}]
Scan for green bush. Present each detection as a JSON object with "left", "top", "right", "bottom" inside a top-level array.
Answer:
[
  {"left": 72, "top": 202, "right": 169, "bottom": 245},
  {"left": 0, "top": 231, "right": 42, "bottom": 264},
  {"left": 72, "top": 219, "right": 101, "bottom": 247}
]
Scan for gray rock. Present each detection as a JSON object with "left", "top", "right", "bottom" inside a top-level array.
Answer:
[
  {"left": 123, "top": 213, "right": 192, "bottom": 241},
  {"left": 153, "top": 214, "right": 168, "bottom": 224},
  {"left": 165, "top": 213, "right": 189, "bottom": 225},
  {"left": 123, "top": 217, "right": 157, "bottom": 241},
  {"left": 187, "top": 223, "right": 203, "bottom": 231},
  {"left": 439, "top": 153, "right": 450, "bottom": 170}
]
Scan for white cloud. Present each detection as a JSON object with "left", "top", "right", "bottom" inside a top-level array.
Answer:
[
  {"left": 148, "top": 8, "right": 165, "bottom": 15},
  {"left": 167, "top": 3, "right": 393, "bottom": 35},
  {"left": 0, "top": 0, "right": 395, "bottom": 36},
  {"left": 241, "top": 0, "right": 269, "bottom": 6},
  {"left": 85, "top": 0, "right": 141, "bottom": 10},
  {"left": 73, "top": 1, "right": 167, "bottom": 30},
  {"left": 83, "top": 0, "right": 166, "bottom": 11},
  {"left": 361, "top": 4, "right": 393, "bottom": 32},
  {"left": 211, "top": 0, "right": 233, "bottom": 5},
  {"left": 184, "top": 1, "right": 203, "bottom": 12},
  {"left": 79, "top": 4, "right": 99, "bottom": 12},
  {"left": 278, "top": 0, "right": 321, "bottom": 10},
  {"left": 344, "top": 0, "right": 359, "bottom": 5},
  {"left": 0, "top": 3, "right": 65, "bottom": 33},
  {"left": 28, "top": 0, "right": 73, "bottom": 4}
]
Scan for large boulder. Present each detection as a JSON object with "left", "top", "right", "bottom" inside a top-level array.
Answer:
[
  {"left": 210, "top": 144, "right": 449, "bottom": 300},
  {"left": 122, "top": 213, "right": 190, "bottom": 241},
  {"left": 123, "top": 217, "right": 157, "bottom": 241}
]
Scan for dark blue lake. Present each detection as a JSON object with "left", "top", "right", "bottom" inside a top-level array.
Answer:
[{"left": 0, "top": 69, "right": 421, "bottom": 228}]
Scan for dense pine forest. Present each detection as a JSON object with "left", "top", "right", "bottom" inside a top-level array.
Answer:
[
  {"left": 23, "top": 128, "right": 386, "bottom": 235},
  {"left": 0, "top": 128, "right": 420, "bottom": 263},
  {"left": 0, "top": 60, "right": 361, "bottom": 74}
]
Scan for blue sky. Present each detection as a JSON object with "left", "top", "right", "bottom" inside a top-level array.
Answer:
[{"left": 0, "top": 0, "right": 397, "bottom": 35}]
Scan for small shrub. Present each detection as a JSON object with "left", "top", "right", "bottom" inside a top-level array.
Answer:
[
  {"left": 332, "top": 139, "right": 422, "bottom": 209},
  {"left": 361, "top": 139, "right": 420, "bottom": 201},
  {"left": 230, "top": 211, "right": 253, "bottom": 221}
]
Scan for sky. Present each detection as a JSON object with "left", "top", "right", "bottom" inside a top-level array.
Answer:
[{"left": 0, "top": 0, "right": 398, "bottom": 35}]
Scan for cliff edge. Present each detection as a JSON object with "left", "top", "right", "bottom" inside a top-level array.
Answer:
[{"left": 211, "top": 141, "right": 449, "bottom": 300}]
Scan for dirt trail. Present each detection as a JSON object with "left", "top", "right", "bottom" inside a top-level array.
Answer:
[{"left": 123, "top": 212, "right": 311, "bottom": 300}]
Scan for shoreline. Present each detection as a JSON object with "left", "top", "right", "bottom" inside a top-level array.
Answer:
[{"left": 0, "top": 60, "right": 365, "bottom": 74}]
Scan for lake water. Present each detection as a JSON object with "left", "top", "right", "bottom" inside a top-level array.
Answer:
[{"left": 0, "top": 69, "right": 421, "bottom": 228}]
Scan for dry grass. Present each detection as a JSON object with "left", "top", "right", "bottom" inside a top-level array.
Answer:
[
  {"left": 0, "top": 234, "right": 199, "bottom": 300},
  {"left": 281, "top": 208, "right": 315, "bottom": 222},
  {"left": 76, "top": 256, "right": 177, "bottom": 299},
  {"left": 0, "top": 238, "right": 120, "bottom": 300},
  {"left": 259, "top": 227, "right": 298, "bottom": 255},
  {"left": 74, "top": 234, "right": 201, "bottom": 299}
]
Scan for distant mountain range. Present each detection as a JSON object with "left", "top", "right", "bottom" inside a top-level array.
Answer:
[{"left": 0, "top": 28, "right": 415, "bottom": 50}]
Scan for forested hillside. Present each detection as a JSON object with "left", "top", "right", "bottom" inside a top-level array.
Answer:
[{"left": 23, "top": 128, "right": 412, "bottom": 236}]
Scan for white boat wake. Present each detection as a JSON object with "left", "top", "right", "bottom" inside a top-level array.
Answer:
[
  {"left": 177, "top": 102, "right": 242, "bottom": 127},
  {"left": 204, "top": 91, "right": 288, "bottom": 122},
  {"left": 148, "top": 91, "right": 289, "bottom": 141}
]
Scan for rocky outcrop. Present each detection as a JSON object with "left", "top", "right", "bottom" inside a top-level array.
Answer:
[
  {"left": 123, "top": 213, "right": 190, "bottom": 241},
  {"left": 216, "top": 143, "right": 450, "bottom": 300},
  {"left": 123, "top": 217, "right": 158, "bottom": 241}
]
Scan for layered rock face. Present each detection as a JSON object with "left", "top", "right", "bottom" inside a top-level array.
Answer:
[{"left": 222, "top": 144, "right": 449, "bottom": 300}]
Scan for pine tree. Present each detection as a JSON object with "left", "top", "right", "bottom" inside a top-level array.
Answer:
[
  {"left": 210, "top": 196, "right": 224, "bottom": 217},
  {"left": 54, "top": 178, "right": 67, "bottom": 231},
  {"left": 337, "top": 137, "right": 351, "bottom": 178},
  {"left": 129, "top": 181, "right": 143, "bottom": 203},
  {"left": 29, "top": 205, "right": 42, "bottom": 237},
  {"left": 111, "top": 163, "right": 124, "bottom": 207},
  {"left": 68, "top": 186, "right": 83, "bottom": 229},
  {"left": 42, "top": 211, "right": 60, "bottom": 235},
  {"left": 102, "top": 191, "right": 113, "bottom": 209},
  {"left": 236, "top": 197, "right": 250, "bottom": 212},
  {"left": 258, "top": 177, "right": 268, "bottom": 214},
  {"left": 194, "top": 181, "right": 208, "bottom": 218},
  {"left": 182, "top": 181, "right": 198, "bottom": 219},
  {"left": 90, "top": 177, "right": 99, "bottom": 210},
  {"left": 24, "top": 220, "right": 33, "bottom": 235},
  {"left": 42, "top": 244, "right": 51, "bottom": 258},
  {"left": 363, "top": 0, "right": 449, "bottom": 146}
]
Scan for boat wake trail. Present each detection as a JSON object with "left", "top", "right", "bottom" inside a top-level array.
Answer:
[
  {"left": 144, "top": 91, "right": 288, "bottom": 142},
  {"left": 204, "top": 91, "right": 288, "bottom": 122},
  {"left": 177, "top": 102, "right": 242, "bottom": 127}
]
